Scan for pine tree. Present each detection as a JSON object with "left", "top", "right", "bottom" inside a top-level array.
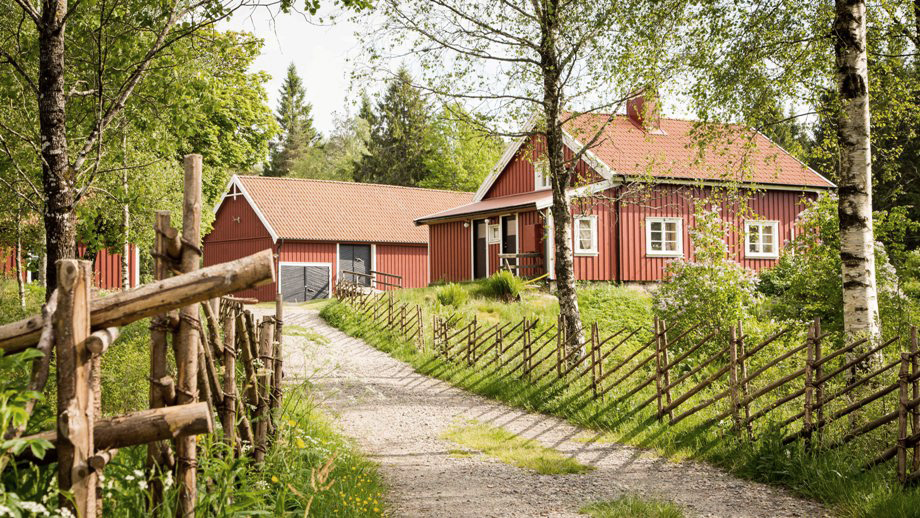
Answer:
[
  {"left": 265, "top": 64, "right": 319, "bottom": 177},
  {"left": 354, "top": 67, "right": 433, "bottom": 186}
]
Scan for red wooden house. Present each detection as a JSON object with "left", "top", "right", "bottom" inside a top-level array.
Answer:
[
  {"left": 203, "top": 175, "right": 472, "bottom": 302},
  {"left": 2, "top": 245, "right": 139, "bottom": 291},
  {"left": 416, "top": 96, "right": 835, "bottom": 284}
]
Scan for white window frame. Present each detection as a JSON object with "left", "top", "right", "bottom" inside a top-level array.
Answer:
[
  {"left": 486, "top": 223, "right": 501, "bottom": 244},
  {"left": 573, "top": 215, "right": 598, "bottom": 256},
  {"left": 744, "top": 220, "right": 780, "bottom": 259},
  {"left": 533, "top": 158, "right": 551, "bottom": 191},
  {"left": 645, "top": 217, "right": 684, "bottom": 257}
]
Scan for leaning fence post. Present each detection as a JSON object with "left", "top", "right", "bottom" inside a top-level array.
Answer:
[
  {"left": 898, "top": 352, "right": 910, "bottom": 483},
  {"left": 416, "top": 306, "right": 424, "bottom": 351},
  {"left": 270, "top": 294, "right": 284, "bottom": 426},
  {"left": 55, "top": 260, "right": 95, "bottom": 517},
  {"left": 737, "top": 320, "right": 751, "bottom": 437},
  {"left": 803, "top": 321, "right": 816, "bottom": 450},
  {"left": 729, "top": 323, "right": 742, "bottom": 433},
  {"left": 467, "top": 317, "right": 477, "bottom": 366},
  {"left": 660, "top": 319, "right": 673, "bottom": 420},
  {"left": 148, "top": 211, "right": 174, "bottom": 500},
  {"left": 911, "top": 326, "right": 919, "bottom": 472},
  {"left": 221, "top": 308, "right": 237, "bottom": 451},
  {"left": 654, "top": 317, "right": 664, "bottom": 420},
  {"left": 812, "top": 318, "right": 823, "bottom": 443},
  {"left": 591, "top": 323, "right": 599, "bottom": 398}
]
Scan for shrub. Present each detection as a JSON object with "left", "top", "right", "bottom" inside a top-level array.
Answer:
[
  {"left": 436, "top": 283, "right": 469, "bottom": 307},
  {"left": 481, "top": 271, "right": 524, "bottom": 302},
  {"left": 654, "top": 206, "right": 759, "bottom": 352}
]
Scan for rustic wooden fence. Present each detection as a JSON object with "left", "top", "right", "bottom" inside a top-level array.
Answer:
[
  {"left": 0, "top": 155, "right": 284, "bottom": 517},
  {"left": 336, "top": 288, "right": 920, "bottom": 487}
]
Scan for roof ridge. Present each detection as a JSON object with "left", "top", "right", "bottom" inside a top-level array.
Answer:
[{"left": 237, "top": 174, "right": 474, "bottom": 195}]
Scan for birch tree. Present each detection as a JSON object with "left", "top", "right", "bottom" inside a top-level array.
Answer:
[
  {"left": 363, "top": 0, "right": 688, "bottom": 357},
  {"left": 833, "top": 0, "right": 880, "bottom": 342}
]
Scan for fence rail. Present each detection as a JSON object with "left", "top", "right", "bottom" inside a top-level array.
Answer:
[{"left": 336, "top": 288, "right": 920, "bottom": 488}]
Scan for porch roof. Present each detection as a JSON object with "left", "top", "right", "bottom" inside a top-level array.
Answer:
[{"left": 414, "top": 190, "right": 552, "bottom": 225}]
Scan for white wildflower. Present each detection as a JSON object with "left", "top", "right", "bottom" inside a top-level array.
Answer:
[
  {"left": 20, "top": 501, "right": 49, "bottom": 515},
  {"left": 0, "top": 505, "right": 12, "bottom": 517}
]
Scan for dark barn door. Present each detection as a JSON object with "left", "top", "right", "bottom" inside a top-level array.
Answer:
[
  {"left": 338, "top": 244, "right": 372, "bottom": 286},
  {"left": 280, "top": 264, "right": 330, "bottom": 302},
  {"left": 473, "top": 219, "right": 488, "bottom": 279},
  {"left": 501, "top": 215, "right": 518, "bottom": 270}
]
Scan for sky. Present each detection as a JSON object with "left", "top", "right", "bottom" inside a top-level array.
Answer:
[{"left": 223, "top": 7, "right": 369, "bottom": 135}]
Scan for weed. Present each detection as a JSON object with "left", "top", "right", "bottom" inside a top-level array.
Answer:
[
  {"left": 580, "top": 495, "right": 685, "bottom": 518},
  {"left": 437, "top": 283, "right": 470, "bottom": 307}
]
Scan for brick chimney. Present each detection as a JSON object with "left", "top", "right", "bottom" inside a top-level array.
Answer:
[{"left": 626, "top": 92, "right": 663, "bottom": 134}]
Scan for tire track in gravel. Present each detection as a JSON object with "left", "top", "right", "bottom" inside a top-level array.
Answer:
[{"left": 276, "top": 306, "right": 830, "bottom": 518}]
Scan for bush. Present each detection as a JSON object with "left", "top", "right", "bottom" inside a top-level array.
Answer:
[
  {"left": 654, "top": 207, "right": 759, "bottom": 350},
  {"left": 480, "top": 271, "right": 525, "bottom": 302},
  {"left": 436, "top": 283, "right": 469, "bottom": 307}
]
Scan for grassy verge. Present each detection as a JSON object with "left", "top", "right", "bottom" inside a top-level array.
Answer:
[
  {"left": 442, "top": 420, "right": 592, "bottom": 475},
  {"left": 580, "top": 495, "right": 684, "bottom": 518},
  {"left": 320, "top": 294, "right": 920, "bottom": 518}
]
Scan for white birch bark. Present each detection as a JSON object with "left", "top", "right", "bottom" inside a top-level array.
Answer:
[{"left": 834, "top": 0, "right": 881, "bottom": 351}]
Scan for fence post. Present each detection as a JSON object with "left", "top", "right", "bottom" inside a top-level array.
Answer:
[
  {"left": 803, "top": 321, "right": 816, "bottom": 451},
  {"left": 523, "top": 319, "right": 531, "bottom": 378},
  {"left": 654, "top": 317, "right": 664, "bottom": 420},
  {"left": 812, "top": 318, "right": 823, "bottom": 443},
  {"left": 176, "top": 154, "right": 202, "bottom": 517},
  {"left": 467, "top": 317, "right": 477, "bottom": 366},
  {"left": 254, "top": 317, "right": 275, "bottom": 464},
  {"left": 148, "top": 211, "right": 174, "bottom": 500},
  {"left": 591, "top": 323, "right": 599, "bottom": 398},
  {"left": 737, "top": 320, "right": 751, "bottom": 438},
  {"left": 416, "top": 306, "right": 424, "bottom": 351},
  {"left": 898, "top": 352, "right": 910, "bottom": 483},
  {"left": 661, "top": 319, "right": 673, "bottom": 420},
  {"left": 729, "top": 323, "right": 742, "bottom": 433},
  {"left": 271, "top": 294, "right": 284, "bottom": 425},
  {"left": 222, "top": 308, "right": 237, "bottom": 452},
  {"left": 911, "top": 326, "right": 919, "bottom": 473},
  {"left": 388, "top": 292, "right": 394, "bottom": 327},
  {"left": 55, "top": 260, "right": 95, "bottom": 517},
  {"left": 556, "top": 315, "right": 564, "bottom": 379}
]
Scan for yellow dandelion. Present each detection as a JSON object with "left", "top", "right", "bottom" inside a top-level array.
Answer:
[
  {"left": 295, "top": 437, "right": 306, "bottom": 449},
  {"left": 271, "top": 476, "right": 279, "bottom": 483}
]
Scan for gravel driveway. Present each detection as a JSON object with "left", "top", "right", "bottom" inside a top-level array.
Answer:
[{"left": 277, "top": 306, "right": 829, "bottom": 518}]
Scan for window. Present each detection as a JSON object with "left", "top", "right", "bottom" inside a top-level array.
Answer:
[
  {"left": 487, "top": 223, "right": 501, "bottom": 244},
  {"left": 646, "top": 217, "right": 683, "bottom": 257},
  {"left": 745, "top": 220, "right": 779, "bottom": 258},
  {"left": 534, "top": 159, "right": 551, "bottom": 190},
  {"left": 574, "top": 216, "right": 598, "bottom": 255}
]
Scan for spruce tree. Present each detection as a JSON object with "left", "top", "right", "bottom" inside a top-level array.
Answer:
[
  {"left": 354, "top": 67, "right": 433, "bottom": 186},
  {"left": 265, "top": 64, "right": 319, "bottom": 177}
]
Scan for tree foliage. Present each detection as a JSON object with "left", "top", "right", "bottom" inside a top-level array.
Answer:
[{"left": 265, "top": 64, "right": 320, "bottom": 177}]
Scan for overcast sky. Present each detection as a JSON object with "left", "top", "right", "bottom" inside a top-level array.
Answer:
[{"left": 223, "top": 8, "right": 369, "bottom": 136}]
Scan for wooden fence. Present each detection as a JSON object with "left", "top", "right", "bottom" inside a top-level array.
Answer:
[
  {"left": 337, "top": 288, "right": 920, "bottom": 487},
  {"left": 0, "top": 155, "right": 283, "bottom": 517}
]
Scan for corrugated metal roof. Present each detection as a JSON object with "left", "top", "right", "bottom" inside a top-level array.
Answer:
[
  {"left": 235, "top": 176, "right": 473, "bottom": 244},
  {"left": 415, "top": 190, "right": 553, "bottom": 224},
  {"left": 563, "top": 114, "right": 834, "bottom": 188}
]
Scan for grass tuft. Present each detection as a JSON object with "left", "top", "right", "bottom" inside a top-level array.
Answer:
[
  {"left": 285, "top": 324, "right": 330, "bottom": 344},
  {"left": 580, "top": 495, "right": 685, "bottom": 518},
  {"left": 442, "top": 420, "right": 592, "bottom": 475}
]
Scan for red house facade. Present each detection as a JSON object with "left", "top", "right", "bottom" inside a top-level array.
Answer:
[
  {"left": 3, "top": 245, "right": 139, "bottom": 291},
  {"left": 203, "top": 176, "right": 472, "bottom": 302},
  {"left": 416, "top": 97, "right": 835, "bottom": 284}
]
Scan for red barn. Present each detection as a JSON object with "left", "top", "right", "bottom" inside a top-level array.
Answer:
[
  {"left": 416, "top": 96, "right": 835, "bottom": 284},
  {"left": 3, "top": 245, "right": 139, "bottom": 291},
  {"left": 203, "top": 175, "right": 473, "bottom": 302}
]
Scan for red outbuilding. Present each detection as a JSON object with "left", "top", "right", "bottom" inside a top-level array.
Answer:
[
  {"left": 416, "top": 95, "right": 836, "bottom": 284},
  {"left": 2, "top": 245, "right": 139, "bottom": 291},
  {"left": 203, "top": 175, "right": 473, "bottom": 302}
]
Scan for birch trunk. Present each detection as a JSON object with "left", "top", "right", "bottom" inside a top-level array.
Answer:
[
  {"left": 540, "top": 0, "right": 584, "bottom": 360},
  {"left": 834, "top": 0, "right": 882, "bottom": 357},
  {"left": 15, "top": 204, "right": 25, "bottom": 310},
  {"left": 121, "top": 136, "right": 131, "bottom": 289},
  {"left": 38, "top": 0, "right": 77, "bottom": 298}
]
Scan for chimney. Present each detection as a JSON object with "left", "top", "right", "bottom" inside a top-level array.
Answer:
[{"left": 626, "top": 91, "right": 663, "bottom": 134}]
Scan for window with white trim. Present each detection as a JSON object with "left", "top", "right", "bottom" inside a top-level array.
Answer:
[
  {"left": 487, "top": 224, "right": 501, "bottom": 244},
  {"left": 645, "top": 217, "right": 683, "bottom": 257},
  {"left": 574, "top": 216, "right": 598, "bottom": 255},
  {"left": 745, "top": 220, "right": 779, "bottom": 258},
  {"left": 534, "top": 159, "right": 551, "bottom": 190}
]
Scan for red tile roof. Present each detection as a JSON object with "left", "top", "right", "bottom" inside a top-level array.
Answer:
[
  {"left": 235, "top": 176, "right": 473, "bottom": 244},
  {"left": 563, "top": 114, "right": 833, "bottom": 188},
  {"left": 415, "top": 190, "right": 553, "bottom": 224}
]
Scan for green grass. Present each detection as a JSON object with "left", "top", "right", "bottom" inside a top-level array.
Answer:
[
  {"left": 321, "top": 286, "right": 920, "bottom": 518},
  {"left": 580, "top": 495, "right": 684, "bottom": 518},
  {"left": 285, "top": 324, "right": 330, "bottom": 344},
  {"left": 442, "top": 420, "right": 593, "bottom": 474}
]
